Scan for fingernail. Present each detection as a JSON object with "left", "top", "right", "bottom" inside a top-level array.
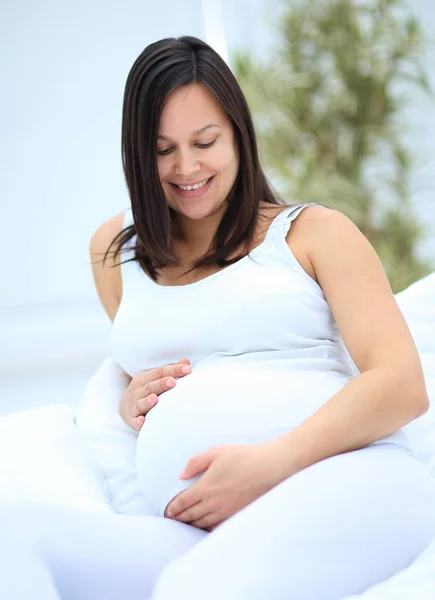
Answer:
[
  {"left": 181, "top": 366, "right": 191, "bottom": 374},
  {"left": 166, "top": 378, "right": 175, "bottom": 387}
]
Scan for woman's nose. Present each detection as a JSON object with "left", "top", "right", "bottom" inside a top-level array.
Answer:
[{"left": 174, "top": 151, "right": 200, "bottom": 177}]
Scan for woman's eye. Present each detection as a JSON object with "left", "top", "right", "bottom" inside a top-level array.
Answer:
[
  {"left": 196, "top": 140, "right": 216, "bottom": 149},
  {"left": 157, "top": 140, "right": 216, "bottom": 155}
]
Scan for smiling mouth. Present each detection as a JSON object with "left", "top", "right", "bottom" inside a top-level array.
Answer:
[{"left": 170, "top": 176, "right": 215, "bottom": 191}]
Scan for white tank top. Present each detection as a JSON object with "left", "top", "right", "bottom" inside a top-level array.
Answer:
[{"left": 111, "top": 203, "right": 410, "bottom": 516}]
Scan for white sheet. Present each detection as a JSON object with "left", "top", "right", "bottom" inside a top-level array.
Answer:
[
  {"left": 0, "top": 405, "right": 112, "bottom": 513},
  {"left": 342, "top": 537, "right": 435, "bottom": 599},
  {"left": 397, "top": 273, "right": 435, "bottom": 475}
]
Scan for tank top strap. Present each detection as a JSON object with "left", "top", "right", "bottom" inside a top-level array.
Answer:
[
  {"left": 263, "top": 203, "right": 318, "bottom": 245},
  {"left": 120, "top": 207, "right": 136, "bottom": 266},
  {"left": 123, "top": 207, "right": 134, "bottom": 229}
]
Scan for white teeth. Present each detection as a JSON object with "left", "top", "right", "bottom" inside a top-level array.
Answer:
[{"left": 177, "top": 179, "right": 209, "bottom": 191}]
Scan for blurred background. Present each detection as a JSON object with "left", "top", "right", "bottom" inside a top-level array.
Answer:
[{"left": 1, "top": 0, "right": 434, "bottom": 415}]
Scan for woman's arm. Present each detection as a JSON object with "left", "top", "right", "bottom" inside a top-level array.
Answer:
[
  {"left": 89, "top": 214, "right": 193, "bottom": 430},
  {"left": 165, "top": 206, "right": 429, "bottom": 526},
  {"left": 273, "top": 207, "right": 429, "bottom": 478},
  {"left": 89, "top": 213, "right": 125, "bottom": 324},
  {"left": 89, "top": 214, "right": 134, "bottom": 425}
]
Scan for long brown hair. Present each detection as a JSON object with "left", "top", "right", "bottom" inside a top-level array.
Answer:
[{"left": 105, "top": 35, "right": 282, "bottom": 280}]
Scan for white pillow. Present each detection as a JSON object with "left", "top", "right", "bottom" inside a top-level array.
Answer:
[
  {"left": 396, "top": 272, "right": 435, "bottom": 475},
  {"left": 75, "top": 357, "right": 152, "bottom": 515},
  {"left": 0, "top": 404, "right": 112, "bottom": 513}
]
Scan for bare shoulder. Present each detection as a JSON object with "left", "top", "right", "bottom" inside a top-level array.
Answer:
[
  {"left": 285, "top": 204, "right": 342, "bottom": 283},
  {"left": 291, "top": 204, "right": 370, "bottom": 261},
  {"left": 90, "top": 212, "right": 126, "bottom": 322},
  {"left": 90, "top": 212, "right": 126, "bottom": 256},
  {"left": 292, "top": 204, "right": 341, "bottom": 228}
]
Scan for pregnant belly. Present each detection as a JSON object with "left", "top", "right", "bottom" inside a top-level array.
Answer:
[{"left": 135, "top": 363, "right": 349, "bottom": 517}]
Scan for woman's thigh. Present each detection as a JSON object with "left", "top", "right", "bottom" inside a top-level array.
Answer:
[
  {"left": 0, "top": 502, "right": 207, "bottom": 600},
  {"left": 151, "top": 444, "right": 435, "bottom": 600}
]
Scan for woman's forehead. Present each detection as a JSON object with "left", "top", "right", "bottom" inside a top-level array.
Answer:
[{"left": 158, "top": 84, "right": 229, "bottom": 135}]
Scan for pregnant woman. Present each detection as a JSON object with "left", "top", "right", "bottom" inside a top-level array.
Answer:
[{"left": 2, "top": 35, "right": 435, "bottom": 600}]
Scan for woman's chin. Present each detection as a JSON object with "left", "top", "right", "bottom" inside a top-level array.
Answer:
[{"left": 172, "top": 198, "right": 223, "bottom": 221}]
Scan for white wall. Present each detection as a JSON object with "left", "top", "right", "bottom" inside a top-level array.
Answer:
[
  {"left": 0, "top": 0, "right": 208, "bottom": 414},
  {"left": 1, "top": 0, "right": 434, "bottom": 415}
]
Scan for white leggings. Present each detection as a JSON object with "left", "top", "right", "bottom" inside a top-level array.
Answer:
[{"left": 2, "top": 443, "right": 435, "bottom": 600}]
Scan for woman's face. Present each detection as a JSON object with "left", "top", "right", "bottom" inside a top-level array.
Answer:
[{"left": 156, "top": 83, "right": 240, "bottom": 222}]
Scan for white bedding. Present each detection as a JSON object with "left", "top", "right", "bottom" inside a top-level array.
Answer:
[
  {"left": 343, "top": 539, "right": 435, "bottom": 600},
  {"left": 0, "top": 404, "right": 112, "bottom": 513},
  {"left": 1, "top": 271, "right": 435, "bottom": 597}
]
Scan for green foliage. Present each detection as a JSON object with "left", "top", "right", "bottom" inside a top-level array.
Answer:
[{"left": 234, "top": 0, "right": 434, "bottom": 292}]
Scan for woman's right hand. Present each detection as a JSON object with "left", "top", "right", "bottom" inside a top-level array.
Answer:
[{"left": 119, "top": 359, "right": 192, "bottom": 431}]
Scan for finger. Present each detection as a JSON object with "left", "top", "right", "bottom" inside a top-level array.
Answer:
[
  {"left": 129, "top": 413, "right": 145, "bottom": 432},
  {"left": 130, "top": 360, "right": 193, "bottom": 421},
  {"left": 165, "top": 487, "right": 202, "bottom": 518},
  {"left": 166, "top": 361, "right": 192, "bottom": 379},
  {"left": 139, "top": 375, "right": 177, "bottom": 400},
  {"left": 137, "top": 362, "right": 192, "bottom": 389},
  {"left": 135, "top": 392, "right": 159, "bottom": 417},
  {"left": 136, "top": 364, "right": 192, "bottom": 398},
  {"left": 190, "top": 513, "right": 221, "bottom": 530},
  {"left": 180, "top": 450, "right": 217, "bottom": 480},
  {"left": 171, "top": 501, "right": 206, "bottom": 524},
  {"left": 207, "top": 522, "right": 224, "bottom": 532},
  {"left": 133, "top": 415, "right": 145, "bottom": 431}
]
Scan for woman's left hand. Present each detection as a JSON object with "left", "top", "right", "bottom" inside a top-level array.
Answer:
[{"left": 164, "top": 442, "right": 291, "bottom": 531}]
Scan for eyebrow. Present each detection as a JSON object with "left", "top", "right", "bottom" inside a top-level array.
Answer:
[{"left": 157, "top": 124, "right": 221, "bottom": 141}]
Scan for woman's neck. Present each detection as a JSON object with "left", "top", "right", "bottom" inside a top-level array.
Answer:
[{"left": 172, "top": 205, "right": 227, "bottom": 257}]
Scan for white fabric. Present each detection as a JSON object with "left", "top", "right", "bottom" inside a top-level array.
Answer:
[
  {"left": 397, "top": 272, "right": 435, "bottom": 476},
  {"left": 0, "top": 502, "right": 205, "bottom": 600},
  {"left": 1, "top": 443, "right": 435, "bottom": 600},
  {"left": 343, "top": 538, "right": 435, "bottom": 599},
  {"left": 0, "top": 405, "right": 111, "bottom": 513},
  {"left": 75, "top": 357, "right": 152, "bottom": 514},
  {"left": 112, "top": 203, "right": 409, "bottom": 517}
]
